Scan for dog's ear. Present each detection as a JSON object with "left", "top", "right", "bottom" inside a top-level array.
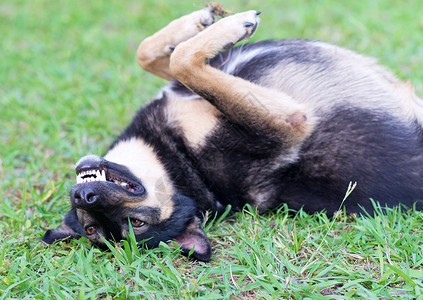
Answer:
[
  {"left": 42, "top": 209, "right": 83, "bottom": 244},
  {"left": 42, "top": 225, "right": 79, "bottom": 244},
  {"left": 173, "top": 216, "right": 212, "bottom": 261}
]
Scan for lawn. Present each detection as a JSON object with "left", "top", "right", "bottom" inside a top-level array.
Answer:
[{"left": 1, "top": 0, "right": 423, "bottom": 298}]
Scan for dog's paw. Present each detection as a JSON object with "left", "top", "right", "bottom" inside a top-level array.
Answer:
[
  {"left": 220, "top": 10, "right": 261, "bottom": 45},
  {"left": 239, "top": 10, "right": 261, "bottom": 42},
  {"left": 169, "top": 10, "right": 261, "bottom": 73},
  {"left": 195, "top": 7, "right": 217, "bottom": 30},
  {"left": 164, "top": 7, "right": 218, "bottom": 54}
]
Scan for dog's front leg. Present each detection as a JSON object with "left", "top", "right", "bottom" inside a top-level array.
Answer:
[
  {"left": 137, "top": 7, "right": 219, "bottom": 80},
  {"left": 170, "top": 11, "right": 314, "bottom": 147}
]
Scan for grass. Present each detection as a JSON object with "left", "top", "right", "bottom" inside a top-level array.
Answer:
[{"left": 1, "top": 0, "right": 423, "bottom": 298}]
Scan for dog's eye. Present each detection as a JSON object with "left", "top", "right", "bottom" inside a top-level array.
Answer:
[
  {"left": 86, "top": 226, "right": 96, "bottom": 235},
  {"left": 130, "top": 219, "right": 146, "bottom": 227}
]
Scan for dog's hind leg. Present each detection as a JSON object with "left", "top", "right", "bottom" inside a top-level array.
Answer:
[
  {"left": 169, "top": 11, "right": 315, "bottom": 147},
  {"left": 137, "top": 7, "right": 218, "bottom": 80}
]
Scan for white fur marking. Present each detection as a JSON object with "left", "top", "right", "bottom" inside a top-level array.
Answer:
[{"left": 104, "top": 138, "right": 175, "bottom": 219}]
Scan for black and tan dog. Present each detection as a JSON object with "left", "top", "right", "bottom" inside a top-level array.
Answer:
[{"left": 43, "top": 7, "right": 423, "bottom": 261}]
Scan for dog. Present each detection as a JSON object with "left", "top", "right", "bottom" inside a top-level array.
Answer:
[{"left": 42, "top": 6, "right": 423, "bottom": 261}]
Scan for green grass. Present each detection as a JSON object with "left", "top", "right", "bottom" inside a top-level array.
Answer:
[{"left": 1, "top": 0, "right": 423, "bottom": 298}]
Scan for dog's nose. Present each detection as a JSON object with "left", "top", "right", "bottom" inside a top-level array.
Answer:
[{"left": 72, "top": 186, "right": 100, "bottom": 208}]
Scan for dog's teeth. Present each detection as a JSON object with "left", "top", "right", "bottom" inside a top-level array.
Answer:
[
  {"left": 96, "top": 169, "right": 106, "bottom": 182},
  {"left": 76, "top": 169, "right": 107, "bottom": 183}
]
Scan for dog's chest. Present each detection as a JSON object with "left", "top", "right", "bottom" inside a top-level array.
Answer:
[{"left": 165, "top": 96, "right": 221, "bottom": 148}]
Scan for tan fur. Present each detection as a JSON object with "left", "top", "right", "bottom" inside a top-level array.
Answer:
[
  {"left": 76, "top": 210, "right": 106, "bottom": 244},
  {"left": 393, "top": 80, "right": 423, "bottom": 126},
  {"left": 137, "top": 8, "right": 216, "bottom": 80},
  {"left": 166, "top": 96, "right": 221, "bottom": 148}
]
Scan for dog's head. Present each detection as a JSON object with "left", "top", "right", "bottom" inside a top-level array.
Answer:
[{"left": 42, "top": 138, "right": 212, "bottom": 261}]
